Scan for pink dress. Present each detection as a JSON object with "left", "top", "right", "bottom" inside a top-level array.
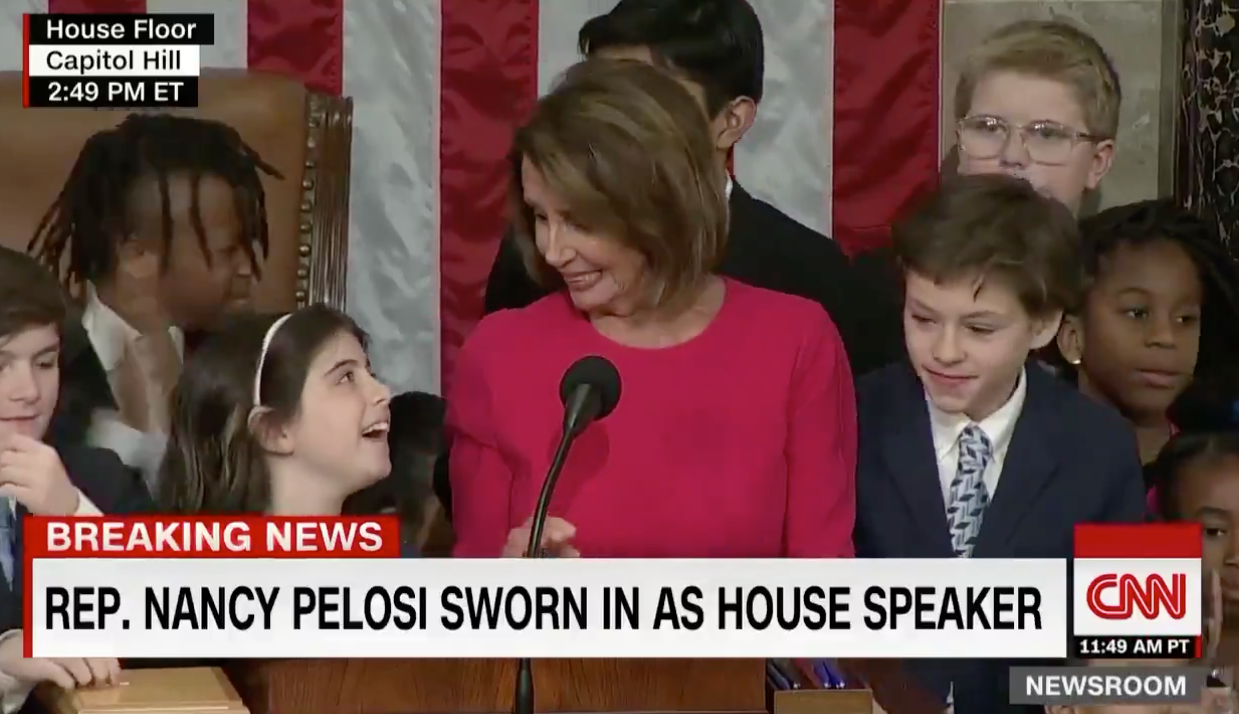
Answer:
[{"left": 446, "top": 279, "right": 857, "bottom": 558}]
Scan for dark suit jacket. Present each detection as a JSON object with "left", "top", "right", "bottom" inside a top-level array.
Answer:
[
  {"left": 851, "top": 245, "right": 899, "bottom": 302},
  {"left": 0, "top": 445, "right": 154, "bottom": 634},
  {"left": 854, "top": 362, "right": 1146, "bottom": 714},
  {"left": 49, "top": 314, "right": 218, "bottom": 453},
  {"left": 47, "top": 317, "right": 116, "bottom": 452},
  {"left": 484, "top": 183, "right": 903, "bottom": 378}
]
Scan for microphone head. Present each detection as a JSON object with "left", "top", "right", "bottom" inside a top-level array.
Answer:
[{"left": 559, "top": 355, "right": 622, "bottom": 420}]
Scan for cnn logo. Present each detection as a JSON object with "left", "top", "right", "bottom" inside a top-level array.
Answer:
[
  {"left": 1073, "top": 523, "right": 1201, "bottom": 639},
  {"left": 1085, "top": 573, "right": 1187, "bottom": 620}
]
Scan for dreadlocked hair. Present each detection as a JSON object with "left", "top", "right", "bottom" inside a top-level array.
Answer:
[{"left": 28, "top": 113, "right": 283, "bottom": 288}]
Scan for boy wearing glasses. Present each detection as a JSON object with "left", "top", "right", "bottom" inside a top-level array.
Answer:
[
  {"left": 853, "top": 19, "right": 1121, "bottom": 300},
  {"left": 953, "top": 19, "right": 1119, "bottom": 214}
]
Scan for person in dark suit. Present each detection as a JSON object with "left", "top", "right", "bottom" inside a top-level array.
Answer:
[
  {"left": 853, "top": 175, "right": 1146, "bottom": 714},
  {"left": 482, "top": 0, "right": 900, "bottom": 378},
  {"left": 30, "top": 114, "right": 282, "bottom": 490},
  {"left": 0, "top": 247, "right": 153, "bottom": 711}
]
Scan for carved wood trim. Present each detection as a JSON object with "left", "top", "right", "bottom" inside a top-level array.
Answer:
[{"left": 298, "top": 89, "right": 352, "bottom": 309}]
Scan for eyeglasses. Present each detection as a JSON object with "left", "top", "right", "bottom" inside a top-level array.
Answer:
[{"left": 956, "top": 115, "right": 1108, "bottom": 166}]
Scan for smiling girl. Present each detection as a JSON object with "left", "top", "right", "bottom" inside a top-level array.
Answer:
[{"left": 156, "top": 306, "right": 413, "bottom": 555}]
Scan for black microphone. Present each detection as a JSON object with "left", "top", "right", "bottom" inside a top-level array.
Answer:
[{"left": 513, "top": 356, "right": 621, "bottom": 714}]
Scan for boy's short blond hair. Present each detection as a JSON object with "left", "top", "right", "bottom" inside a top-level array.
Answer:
[{"left": 955, "top": 20, "right": 1122, "bottom": 139}]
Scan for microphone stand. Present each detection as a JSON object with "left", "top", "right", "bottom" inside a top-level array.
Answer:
[{"left": 513, "top": 384, "right": 597, "bottom": 714}]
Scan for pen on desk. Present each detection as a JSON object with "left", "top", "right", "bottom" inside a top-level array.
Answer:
[
  {"left": 794, "top": 659, "right": 823, "bottom": 688},
  {"left": 768, "top": 660, "right": 802, "bottom": 690},
  {"left": 815, "top": 660, "right": 846, "bottom": 688}
]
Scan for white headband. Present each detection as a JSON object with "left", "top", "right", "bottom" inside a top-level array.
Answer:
[{"left": 252, "top": 313, "right": 294, "bottom": 406}]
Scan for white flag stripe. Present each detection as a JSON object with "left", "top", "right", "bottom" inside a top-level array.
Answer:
[
  {"left": 342, "top": 0, "right": 442, "bottom": 394},
  {"left": 147, "top": 0, "right": 247, "bottom": 69},
  {"left": 740, "top": 1, "right": 833, "bottom": 235},
  {"left": 536, "top": 0, "right": 834, "bottom": 238},
  {"left": 0, "top": 0, "right": 49, "bottom": 72},
  {"left": 536, "top": 0, "right": 613, "bottom": 97}
]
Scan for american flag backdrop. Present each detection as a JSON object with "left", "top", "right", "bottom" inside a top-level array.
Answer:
[{"left": 1, "top": 0, "right": 942, "bottom": 395}]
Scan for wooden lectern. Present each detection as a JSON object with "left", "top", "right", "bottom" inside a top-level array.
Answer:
[
  {"left": 35, "top": 661, "right": 919, "bottom": 714},
  {"left": 224, "top": 659, "right": 766, "bottom": 714}
]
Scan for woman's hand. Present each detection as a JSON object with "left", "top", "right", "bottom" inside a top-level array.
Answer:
[{"left": 502, "top": 516, "right": 579, "bottom": 557}]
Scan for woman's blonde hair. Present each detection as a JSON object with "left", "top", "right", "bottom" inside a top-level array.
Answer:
[{"left": 509, "top": 58, "right": 729, "bottom": 312}]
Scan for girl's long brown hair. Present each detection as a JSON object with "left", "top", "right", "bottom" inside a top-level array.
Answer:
[{"left": 156, "top": 305, "right": 365, "bottom": 514}]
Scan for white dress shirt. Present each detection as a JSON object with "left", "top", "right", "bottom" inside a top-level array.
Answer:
[
  {"left": 926, "top": 368, "right": 1027, "bottom": 505},
  {"left": 928, "top": 369, "right": 1026, "bottom": 714},
  {"left": 0, "top": 494, "right": 102, "bottom": 713},
  {"left": 81, "top": 285, "right": 183, "bottom": 491}
]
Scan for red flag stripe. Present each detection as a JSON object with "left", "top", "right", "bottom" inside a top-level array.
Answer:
[
  {"left": 438, "top": 0, "right": 540, "bottom": 389},
  {"left": 832, "top": 0, "right": 941, "bottom": 256},
  {"left": 247, "top": 0, "right": 344, "bottom": 96}
]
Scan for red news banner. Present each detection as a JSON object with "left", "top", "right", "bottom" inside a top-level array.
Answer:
[
  {"left": 23, "top": 12, "right": 209, "bottom": 108},
  {"left": 31, "top": 515, "right": 401, "bottom": 558}
]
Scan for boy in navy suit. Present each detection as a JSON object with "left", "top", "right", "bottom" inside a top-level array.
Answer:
[
  {"left": 0, "top": 247, "right": 152, "bottom": 713},
  {"left": 853, "top": 174, "right": 1146, "bottom": 714}
]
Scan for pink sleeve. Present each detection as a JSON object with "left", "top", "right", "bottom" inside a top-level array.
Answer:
[
  {"left": 784, "top": 308, "right": 857, "bottom": 557},
  {"left": 445, "top": 334, "right": 513, "bottom": 557}
]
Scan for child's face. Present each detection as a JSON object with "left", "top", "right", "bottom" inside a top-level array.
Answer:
[
  {"left": 958, "top": 70, "right": 1113, "bottom": 215},
  {"left": 127, "top": 172, "right": 255, "bottom": 331},
  {"left": 1067, "top": 239, "right": 1202, "bottom": 420},
  {"left": 0, "top": 325, "right": 59, "bottom": 444},
  {"left": 904, "top": 270, "right": 1060, "bottom": 420},
  {"left": 1172, "top": 454, "right": 1239, "bottom": 605},
  {"left": 278, "top": 331, "right": 393, "bottom": 498}
]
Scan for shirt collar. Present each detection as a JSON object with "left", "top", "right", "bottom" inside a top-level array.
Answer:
[
  {"left": 927, "top": 367, "right": 1027, "bottom": 460},
  {"left": 725, "top": 176, "right": 733, "bottom": 199},
  {"left": 81, "top": 284, "right": 183, "bottom": 372}
]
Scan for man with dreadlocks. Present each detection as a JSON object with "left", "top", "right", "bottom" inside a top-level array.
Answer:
[{"left": 28, "top": 113, "right": 281, "bottom": 491}]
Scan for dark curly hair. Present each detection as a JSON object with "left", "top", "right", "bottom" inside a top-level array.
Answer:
[
  {"left": 1049, "top": 199, "right": 1239, "bottom": 414},
  {"left": 1150, "top": 430, "right": 1239, "bottom": 518}
]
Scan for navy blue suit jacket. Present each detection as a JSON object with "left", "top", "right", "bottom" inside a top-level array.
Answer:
[
  {"left": 0, "top": 445, "right": 154, "bottom": 634},
  {"left": 854, "top": 362, "right": 1146, "bottom": 714}
]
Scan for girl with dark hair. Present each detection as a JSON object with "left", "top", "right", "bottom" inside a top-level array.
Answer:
[
  {"left": 1055, "top": 199, "right": 1239, "bottom": 464},
  {"left": 156, "top": 305, "right": 414, "bottom": 555},
  {"left": 1150, "top": 430, "right": 1239, "bottom": 693}
]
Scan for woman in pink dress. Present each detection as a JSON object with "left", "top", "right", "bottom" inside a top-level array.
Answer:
[{"left": 446, "top": 59, "right": 856, "bottom": 559}]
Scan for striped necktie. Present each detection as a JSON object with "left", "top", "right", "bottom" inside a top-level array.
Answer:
[
  {"left": 943, "top": 426, "right": 995, "bottom": 714},
  {"left": 944, "top": 424, "right": 993, "bottom": 559},
  {"left": 0, "top": 498, "right": 14, "bottom": 586}
]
